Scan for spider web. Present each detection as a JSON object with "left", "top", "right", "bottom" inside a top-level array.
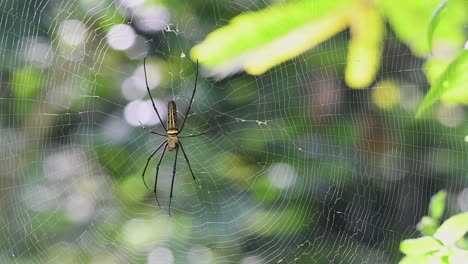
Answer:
[{"left": 0, "top": 0, "right": 467, "bottom": 263}]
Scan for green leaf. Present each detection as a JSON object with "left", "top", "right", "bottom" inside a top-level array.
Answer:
[
  {"left": 428, "top": 0, "right": 448, "bottom": 52},
  {"left": 417, "top": 216, "right": 439, "bottom": 236},
  {"left": 380, "top": 0, "right": 440, "bottom": 56},
  {"left": 399, "top": 254, "right": 445, "bottom": 264},
  {"left": 191, "top": 0, "right": 356, "bottom": 77},
  {"left": 457, "top": 236, "right": 468, "bottom": 250},
  {"left": 400, "top": 236, "right": 443, "bottom": 256},
  {"left": 429, "top": 190, "right": 447, "bottom": 221},
  {"left": 416, "top": 50, "right": 468, "bottom": 117},
  {"left": 426, "top": 0, "right": 468, "bottom": 55},
  {"left": 434, "top": 212, "right": 468, "bottom": 245},
  {"left": 345, "top": 4, "right": 384, "bottom": 89}
]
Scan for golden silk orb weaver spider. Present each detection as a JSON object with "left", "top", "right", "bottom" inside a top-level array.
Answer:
[{"left": 140, "top": 58, "right": 205, "bottom": 215}]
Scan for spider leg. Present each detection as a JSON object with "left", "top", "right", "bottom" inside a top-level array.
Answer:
[
  {"left": 139, "top": 121, "right": 166, "bottom": 137},
  {"left": 178, "top": 142, "right": 197, "bottom": 184},
  {"left": 144, "top": 57, "right": 167, "bottom": 131},
  {"left": 179, "top": 131, "right": 206, "bottom": 138},
  {"left": 179, "top": 60, "right": 198, "bottom": 133},
  {"left": 153, "top": 143, "right": 168, "bottom": 208},
  {"left": 142, "top": 141, "right": 166, "bottom": 190},
  {"left": 168, "top": 145, "right": 180, "bottom": 216}
]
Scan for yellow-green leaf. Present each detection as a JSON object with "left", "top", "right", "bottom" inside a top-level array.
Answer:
[
  {"left": 191, "top": 0, "right": 357, "bottom": 77},
  {"left": 380, "top": 0, "right": 440, "bottom": 56},
  {"left": 399, "top": 254, "right": 446, "bottom": 264},
  {"left": 345, "top": 4, "right": 384, "bottom": 89},
  {"left": 400, "top": 236, "right": 443, "bottom": 256},
  {"left": 428, "top": 0, "right": 448, "bottom": 52},
  {"left": 417, "top": 216, "right": 439, "bottom": 236},
  {"left": 427, "top": 0, "right": 468, "bottom": 54},
  {"left": 416, "top": 50, "right": 468, "bottom": 117},
  {"left": 434, "top": 212, "right": 468, "bottom": 245},
  {"left": 429, "top": 190, "right": 447, "bottom": 221}
]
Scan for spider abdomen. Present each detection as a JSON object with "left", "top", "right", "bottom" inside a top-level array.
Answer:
[{"left": 168, "top": 101, "right": 177, "bottom": 130}]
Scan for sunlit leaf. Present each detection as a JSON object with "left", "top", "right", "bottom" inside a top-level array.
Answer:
[
  {"left": 399, "top": 254, "right": 446, "bottom": 264},
  {"left": 428, "top": 0, "right": 448, "bottom": 52},
  {"left": 417, "top": 216, "right": 439, "bottom": 236},
  {"left": 371, "top": 80, "right": 400, "bottom": 109},
  {"left": 380, "top": 0, "right": 440, "bottom": 56},
  {"left": 191, "top": 0, "right": 356, "bottom": 78},
  {"left": 457, "top": 236, "right": 468, "bottom": 250},
  {"left": 424, "top": 58, "right": 452, "bottom": 84},
  {"left": 416, "top": 50, "right": 468, "bottom": 117},
  {"left": 345, "top": 4, "right": 384, "bottom": 89},
  {"left": 427, "top": 0, "right": 468, "bottom": 54},
  {"left": 400, "top": 236, "right": 443, "bottom": 256},
  {"left": 434, "top": 212, "right": 468, "bottom": 245},
  {"left": 429, "top": 190, "right": 447, "bottom": 221},
  {"left": 244, "top": 11, "right": 349, "bottom": 75},
  {"left": 440, "top": 53, "right": 468, "bottom": 103}
]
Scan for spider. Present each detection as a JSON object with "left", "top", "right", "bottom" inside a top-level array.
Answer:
[{"left": 140, "top": 58, "right": 205, "bottom": 215}]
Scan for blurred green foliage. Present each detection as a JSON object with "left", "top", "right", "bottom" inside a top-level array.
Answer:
[
  {"left": 400, "top": 190, "right": 468, "bottom": 263},
  {"left": 191, "top": 0, "right": 467, "bottom": 112},
  {"left": 0, "top": 0, "right": 467, "bottom": 263},
  {"left": 416, "top": 0, "right": 468, "bottom": 116},
  {"left": 417, "top": 190, "right": 446, "bottom": 236}
]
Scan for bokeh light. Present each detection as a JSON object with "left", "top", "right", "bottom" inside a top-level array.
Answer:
[
  {"left": 187, "top": 245, "right": 213, "bottom": 264},
  {"left": 372, "top": 80, "right": 401, "bottom": 109},
  {"left": 134, "top": 62, "right": 162, "bottom": 91},
  {"left": 436, "top": 104, "right": 464, "bottom": 128},
  {"left": 22, "top": 37, "right": 53, "bottom": 67},
  {"left": 121, "top": 76, "right": 147, "bottom": 101},
  {"left": 59, "top": 19, "right": 88, "bottom": 46},
  {"left": 148, "top": 247, "right": 174, "bottom": 264},
  {"left": 124, "top": 99, "right": 166, "bottom": 126},
  {"left": 134, "top": 5, "right": 171, "bottom": 32},
  {"left": 241, "top": 255, "right": 265, "bottom": 264},
  {"left": 65, "top": 193, "right": 95, "bottom": 223},
  {"left": 125, "top": 35, "right": 149, "bottom": 60},
  {"left": 458, "top": 188, "right": 468, "bottom": 212},
  {"left": 107, "top": 24, "right": 136, "bottom": 51},
  {"left": 267, "top": 163, "right": 296, "bottom": 189}
]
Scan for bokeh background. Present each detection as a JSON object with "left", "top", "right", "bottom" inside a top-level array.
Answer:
[{"left": 0, "top": 0, "right": 466, "bottom": 263}]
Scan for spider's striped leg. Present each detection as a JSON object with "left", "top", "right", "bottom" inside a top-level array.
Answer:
[
  {"left": 139, "top": 121, "right": 166, "bottom": 137},
  {"left": 179, "top": 131, "right": 206, "bottom": 138},
  {"left": 142, "top": 141, "right": 166, "bottom": 190},
  {"left": 144, "top": 58, "right": 167, "bottom": 131},
  {"left": 178, "top": 142, "right": 197, "bottom": 184},
  {"left": 179, "top": 60, "right": 198, "bottom": 133},
  {"left": 153, "top": 143, "right": 168, "bottom": 208},
  {"left": 168, "top": 146, "right": 180, "bottom": 216}
]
